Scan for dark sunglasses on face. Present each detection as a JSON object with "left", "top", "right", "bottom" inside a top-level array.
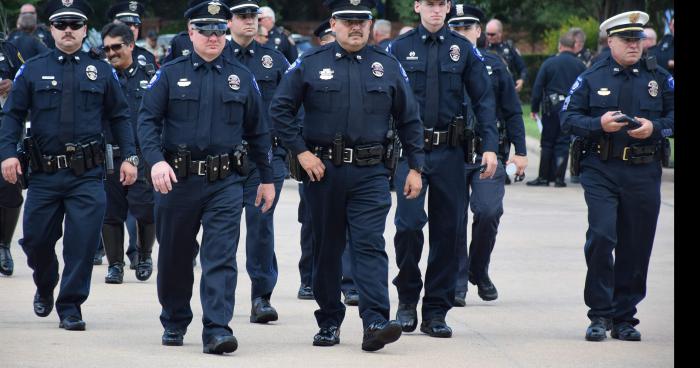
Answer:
[
  {"left": 197, "top": 29, "right": 227, "bottom": 37},
  {"left": 102, "top": 42, "right": 127, "bottom": 53},
  {"left": 52, "top": 21, "right": 85, "bottom": 30},
  {"left": 486, "top": 33, "right": 497, "bottom": 37}
]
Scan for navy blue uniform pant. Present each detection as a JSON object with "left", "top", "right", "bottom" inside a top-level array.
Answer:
[
  {"left": 305, "top": 162, "right": 391, "bottom": 329},
  {"left": 541, "top": 110, "right": 570, "bottom": 180},
  {"left": 456, "top": 160, "right": 505, "bottom": 293},
  {"left": 20, "top": 167, "right": 106, "bottom": 320},
  {"left": 580, "top": 155, "right": 661, "bottom": 326},
  {"left": 155, "top": 173, "right": 243, "bottom": 342},
  {"left": 104, "top": 159, "right": 154, "bottom": 226},
  {"left": 393, "top": 146, "right": 466, "bottom": 320},
  {"left": 0, "top": 179, "right": 24, "bottom": 208}
]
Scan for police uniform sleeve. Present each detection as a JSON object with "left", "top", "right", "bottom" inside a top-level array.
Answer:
[
  {"left": 498, "top": 65, "right": 526, "bottom": 155},
  {"left": 104, "top": 67, "right": 136, "bottom": 157},
  {"left": 283, "top": 37, "right": 298, "bottom": 65},
  {"left": 464, "top": 46, "right": 498, "bottom": 152},
  {"left": 138, "top": 69, "right": 169, "bottom": 166},
  {"left": 650, "top": 71, "right": 674, "bottom": 138},
  {"left": 0, "top": 65, "right": 29, "bottom": 160},
  {"left": 243, "top": 77, "right": 273, "bottom": 184},
  {"left": 529, "top": 59, "right": 548, "bottom": 114},
  {"left": 560, "top": 73, "right": 602, "bottom": 138},
  {"left": 270, "top": 58, "right": 307, "bottom": 156},
  {"left": 4, "top": 42, "right": 25, "bottom": 74},
  {"left": 512, "top": 48, "right": 527, "bottom": 81},
  {"left": 391, "top": 59, "right": 425, "bottom": 170}
]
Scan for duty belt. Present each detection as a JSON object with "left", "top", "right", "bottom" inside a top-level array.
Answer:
[
  {"left": 312, "top": 143, "right": 384, "bottom": 166},
  {"left": 165, "top": 150, "right": 248, "bottom": 182},
  {"left": 589, "top": 143, "right": 659, "bottom": 164},
  {"left": 40, "top": 154, "right": 71, "bottom": 172},
  {"left": 423, "top": 129, "right": 450, "bottom": 148}
]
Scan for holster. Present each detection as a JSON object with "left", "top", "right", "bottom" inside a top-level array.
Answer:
[
  {"left": 105, "top": 144, "right": 115, "bottom": 174},
  {"left": 497, "top": 121, "right": 510, "bottom": 161},
  {"left": 66, "top": 143, "right": 86, "bottom": 176},
  {"left": 423, "top": 128, "right": 434, "bottom": 152},
  {"left": 82, "top": 143, "right": 94, "bottom": 170},
  {"left": 232, "top": 144, "right": 249, "bottom": 176},
  {"left": 597, "top": 135, "right": 612, "bottom": 161},
  {"left": 174, "top": 145, "right": 191, "bottom": 178},
  {"left": 448, "top": 116, "right": 465, "bottom": 147},
  {"left": 661, "top": 138, "right": 671, "bottom": 167},
  {"left": 463, "top": 130, "right": 476, "bottom": 164},
  {"left": 17, "top": 149, "right": 29, "bottom": 189},
  {"left": 384, "top": 130, "right": 399, "bottom": 177},
  {"left": 24, "top": 136, "right": 42, "bottom": 172},
  {"left": 331, "top": 133, "right": 345, "bottom": 166},
  {"left": 569, "top": 136, "right": 585, "bottom": 176},
  {"left": 287, "top": 150, "right": 306, "bottom": 181}
]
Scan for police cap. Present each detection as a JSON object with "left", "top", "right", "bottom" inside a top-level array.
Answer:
[
  {"left": 600, "top": 11, "right": 649, "bottom": 39},
  {"left": 184, "top": 1, "right": 232, "bottom": 23},
  {"left": 324, "top": 0, "right": 376, "bottom": 21},
  {"left": 228, "top": 0, "right": 261, "bottom": 14},
  {"left": 314, "top": 19, "right": 333, "bottom": 39},
  {"left": 45, "top": 0, "right": 94, "bottom": 22},
  {"left": 106, "top": 1, "right": 145, "bottom": 25},
  {"left": 448, "top": 4, "right": 485, "bottom": 28}
]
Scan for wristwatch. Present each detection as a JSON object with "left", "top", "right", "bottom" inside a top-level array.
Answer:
[
  {"left": 125, "top": 155, "right": 139, "bottom": 167},
  {"left": 514, "top": 152, "right": 527, "bottom": 157},
  {"left": 410, "top": 165, "right": 423, "bottom": 174}
]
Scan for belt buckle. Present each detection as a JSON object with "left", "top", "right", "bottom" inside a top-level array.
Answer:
[
  {"left": 433, "top": 131, "right": 443, "bottom": 146},
  {"left": 197, "top": 161, "right": 206, "bottom": 175},
  {"left": 343, "top": 148, "right": 354, "bottom": 163},
  {"left": 622, "top": 147, "right": 630, "bottom": 161},
  {"left": 56, "top": 155, "right": 68, "bottom": 169}
]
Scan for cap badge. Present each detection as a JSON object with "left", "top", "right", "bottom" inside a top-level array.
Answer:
[
  {"left": 648, "top": 80, "right": 659, "bottom": 97},
  {"left": 449, "top": 45, "right": 461, "bottom": 62},
  {"left": 350, "top": 0, "right": 361, "bottom": 6},
  {"left": 319, "top": 68, "right": 334, "bottom": 80},
  {"left": 177, "top": 78, "right": 191, "bottom": 87},
  {"left": 208, "top": 3, "right": 221, "bottom": 15},
  {"left": 62, "top": 0, "right": 73, "bottom": 7},
  {"left": 262, "top": 55, "right": 273, "bottom": 69},
  {"left": 456, "top": 4, "right": 464, "bottom": 17},
  {"left": 597, "top": 88, "right": 611, "bottom": 96},
  {"left": 406, "top": 51, "right": 418, "bottom": 61},
  {"left": 86, "top": 65, "right": 98, "bottom": 81},
  {"left": 129, "top": 1, "right": 138, "bottom": 12},
  {"left": 371, "top": 62, "right": 384, "bottom": 78},
  {"left": 228, "top": 74, "right": 241, "bottom": 90},
  {"left": 629, "top": 12, "right": 640, "bottom": 23}
]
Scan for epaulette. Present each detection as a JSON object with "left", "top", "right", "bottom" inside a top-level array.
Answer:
[
  {"left": 391, "top": 28, "right": 417, "bottom": 43},
  {"left": 160, "top": 54, "right": 189, "bottom": 69}
]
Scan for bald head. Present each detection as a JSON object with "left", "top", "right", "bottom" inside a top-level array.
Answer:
[
  {"left": 485, "top": 19, "right": 503, "bottom": 44},
  {"left": 20, "top": 4, "right": 36, "bottom": 14},
  {"left": 642, "top": 27, "right": 657, "bottom": 51},
  {"left": 373, "top": 19, "right": 392, "bottom": 43},
  {"left": 258, "top": 6, "right": 276, "bottom": 30}
]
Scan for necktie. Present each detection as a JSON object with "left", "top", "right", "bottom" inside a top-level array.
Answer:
[
  {"left": 347, "top": 55, "right": 363, "bottom": 132},
  {"left": 618, "top": 69, "right": 634, "bottom": 115},
  {"left": 425, "top": 36, "right": 440, "bottom": 128},
  {"left": 59, "top": 57, "right": 75, "bottom": 143},
  {"left": 196, "top": 63, "right": 214, "bottom": 150}
]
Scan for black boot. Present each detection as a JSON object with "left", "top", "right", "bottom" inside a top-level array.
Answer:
[
  {"left": 102, "top": 223, "right": 125, "bottom": 284},
  {"left": 553, "top": 155, "right": 568, "bottom": 187},
  {"left": 135, "top": 222, "right": 155, "bottom": 281},
  {"left": 527, "top": 148, "right": 552, "bottom": 186},
  {"left": 0, "top": 206, "right": 21, "bottom": 276}
]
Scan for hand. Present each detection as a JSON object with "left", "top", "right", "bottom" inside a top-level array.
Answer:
[
  {"left": 480, "top": 152, "right": 498, "bottom": 179},
  {"left": 150, "top": 161, "right": 178, "bottom": 194},
  {"left": 515, "top": 79, "right": 524, "bottom": 92},
  {"left": 255, "top": 183, "right": 276, "bottom": 213},
  {"left": 119, "top": 161, "right": 137, "bottom": 186},
  {"left": 298, "top": 151, "right": 325, "bottom": 182},
  {"left": 530, "top": 112, "right": 539, "bottom": 121},
  {"left": 600, "top": 111, "right": 628, "bottom": 133},
  {"left": 403, "top": 169, "right": 422, "bottom": 199},
  {"left": 1, "top": 158, "right": 21, "bottom": 184},
  {"left": 627, "top": 117, "right": 654, "bottom": 139},
  {"left": 506, "top": 155, "right": 528, "bottom": 176},
  {"left": 0, "top": 79, "right": 12, "bottom": 97},
  {"left": 668, "top": 59, "right": 674, "bottom": 69}
]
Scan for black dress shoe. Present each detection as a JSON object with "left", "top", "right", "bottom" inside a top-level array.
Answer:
[
  {"left": 454, "top": 291, "right": 466, "bottom": 307},
  {"left": 420, "top": 318, "right": 452, "bottom": 338},
  {"left": 297, "top": 284, "right": 313, "bottom": 300},
  {"left": 135, "top": 256, "right": 153, "bottom": 281},
  {"left": 250, "top": 296, "right": 278, "bottom": 323},
  {"left": 611, "top": 322, "right": 641, "bottom": 341},
  {"left": 93, "top": 254, "right": 103, "bottom": 265},
  {"left": 343, "top": 289, "right": 359, "bottom": 306},
  {"left": 470, "top": 275, "right": 498, "bottom": 301},
  {"left": 585, "top": 317, "right": 611, "bottom": 342},
  {"left": 362, "top": 320, "right": 402, "bottom": 352},
  {"left": 59, "top": 316, "right": 86, "bottom": 331},
  {"left": 504, "top": 175, "right": 511, "bottom": 185},
  {"left": 128, "top": 252, "right": 137, "bottom": 270},
  {"left": 105, "top": 263, "right": 124, "bottom": 284},
  {"left": 203, "top": 335, "right": 238, "bottom": 354},
  {"left": 526, "top": 177, "right": 550, "bottom": 186},
  {"left": 0, "top": 246, "right": 14, "bottom": 276},
  {"left": 396, "top": 303, "right": 418, "bottom": 332},
  {"left": 313, "top": 326, "right": 340, "bottom": 346},
  {"left": 33, "top": 291, "right": 53, "bottom": 317},
  {"left": 162, "top": 329, "right": 185, "bottom": 346},
  {"left": 554, "top": 179, "right": 567, "bottom": 187}
]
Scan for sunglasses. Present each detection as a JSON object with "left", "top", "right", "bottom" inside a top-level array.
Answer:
[
  {"left": 486, "top": 33, "right": 497, "bottom": 37},
  {"left": 52, "top": 21, "right": 85, "bottom": 31},
  {"left": 197, "top": 29, "right": 227, "bottom": 37},
  {"left": 102, "top": 42, "right": 127, "bottom": 53}
]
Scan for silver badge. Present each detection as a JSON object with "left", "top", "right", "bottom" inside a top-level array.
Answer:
[
  {"left": 137, "top": 54, "right": 147, "bottom": 66},
  {"left": 350, "top": 0, "right": 361, "bottom": 5},
  {"left": 262, "top": 55, "right": 273, "bottom": 69},
  {"left": 449, "top": 45, "right": 461, "bottom": 62},
  {"left": 228, "top": 74, "right": 241, "bottom": 90},
  {"left": 86, "top": 65, "right": 98, "bottom": 81},
  {"left": 456, "top": 4, "right": 464, "bottom": 16},
  {"left": 129, "top": 1, "right": 138, "bottom": 12},
  {"left": 406, "top": 51, "right": 418, "bottom": 61},
  {"left": 275, "top": 37, "right": 281, "bottom": 46},
  {"left": 648, "top": 80, "right": 659, "bottom": 97},
  {"left": 177, "top": 78, "right": 191, "bottom": 87},
  {"left": 62, "top": 0, "right": 73, "bottom": 7},
  {"left": 139, "top": 80, "right": 149, "bottom": 89},
  {"left": 182, "top": 49, "right": 191, "bottom": 56},
  {"left": 319, "top": 68, "right": 334, "bottom": 80},
  {"left": 504, "top": 48, "right": 510, "bottom": 55},
  {"left": 0, "top": 55, "right": 4, "bottom": 62},
  {"left": 371, "top": 62, "right": 384, "bottom": 78}
]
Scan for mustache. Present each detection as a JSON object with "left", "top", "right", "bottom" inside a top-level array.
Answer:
[{"left": 349, "top": 32, "right": 363, "bottom": 37}]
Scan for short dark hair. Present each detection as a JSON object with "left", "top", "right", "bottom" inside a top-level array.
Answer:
[{"left": 101, "top": 22, "right": 134, "bottom": 44}]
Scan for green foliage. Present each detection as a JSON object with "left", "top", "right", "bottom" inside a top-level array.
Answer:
[
  {"left": 0, "top": 0, "right": 41, "bottom": 35},
  {"left": 520, "top": 53, "right": 550, "bottom": 103},
  {"left": 542, "top": 16, "right": 599, "bottom": 55},
  {"left": 390, "top": 0, "right": 418, "bottom": 24}
]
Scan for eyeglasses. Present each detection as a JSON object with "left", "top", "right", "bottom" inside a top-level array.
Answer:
[
  {"left": 20, "top": 11, "right": 36, "bottom": 15},
  {"left": 197, "top": 29, "right": 227, "bottom": 37},
  {"left": 486, "top": 33, "right": 497, "bottom": 37},
  {"left": 52, "top": 21, "right": 85, "bottom": 31},
  {"left": 102, "top": 42, "right": 127, "bottom": 53},
  {"left": 123, "top": 22, "right": 141, "bottom": 28}
]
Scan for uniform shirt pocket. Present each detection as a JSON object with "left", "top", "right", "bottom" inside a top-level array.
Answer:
[
  {"left": 441, "top": 63, "right": 463, "bottom": 92},
  {"left": 307, "top": 80, "right": 342, "bottom": 113},
  {"left": 221, "top": 91, "right": 246, "bottom": 124},
  {"left": 639, "top": 97, "right": 663, "bottom": 119},
  {"left": 168, "top": 86, "right": 199, "bottom": 122},
  {"left": 402, "top": 60, "right": 426, "bottom": 92},
  {"left": 79, "top": 80, "right": 105, "bottom": 110},
  {"left": 364, "top": 82, "right": 392, "bottom": 115},
  {"left": 33, "top": 80, "right": 62, "bottom": 110}
]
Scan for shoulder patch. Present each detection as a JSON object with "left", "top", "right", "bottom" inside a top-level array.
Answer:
[
  {"left": 147, "top": 70, "right": 162, "bottom": 89},
  {"left": 472, "top": 46, "right": 484, "bottom": 62},
  {"left": 112, "top": 67, "right": 119, "bottom": 81},
  {"left": 251, "top": 75, "right": 261, "bottom": 95},
  {"left": 568, "top": 76, "right": 583, "bottom": 95},
  {"left": 398, "top": 62, "right": 409, "bottom": 83},
  {"left": 13, "top": 64, "right": 25, "bottom": 83},
  {"left": 667, "top": 76, "right": 674, "bottom": 91},
  {"left": 286, "top": 57, "right": 302, "bottom": 74},
  {"left": 561, "top": 95, "right": 571, "bottom": 111}
]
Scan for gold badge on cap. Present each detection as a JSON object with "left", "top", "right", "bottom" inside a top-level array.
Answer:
[
  {"left": 350, "top": 0, "right": 361, "bottom": 6},
  {"left": 129, "top": 1, "right": 138, "bottom": 11},
  {"left": 371, "top": 62, "right": 384, "bottom": 78},
  {"left": 648, "top": 80, "right": 659, "bottom": 97},
  {"left": 629, "top": 12, "right": 640, "bottom": 23},
  {"left": 228, "top": 74, "right": 241, "bottom": 90},
  {"left": 62, "top": 0, "right": 74, "bottom": 7},
  {"left": 597, "top": 88, "right": 611, "bottom": 96},
  {"left": 208, "top": 3, "right": 221, "bottom": 15},
  {"left": 319, "top": 68, "right": 334, "bottom": 80},
  {"left": 449, "top": 45, "right": 461, "bottom": 62},
  {"left": 86, "top": 65, "right": 98, "bottom": 81},
  {"left": 262, "top": 55, "right": 273, "bottom": 69}
]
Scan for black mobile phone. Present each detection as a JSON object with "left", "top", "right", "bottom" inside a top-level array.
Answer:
[{"left": 614, "top": 113, "right": 642, "bottom": 129}]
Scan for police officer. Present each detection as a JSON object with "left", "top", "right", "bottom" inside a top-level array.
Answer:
[
  {"left": 571, "top": 27, "right": 593, "bottom": 68},
  {"left": 529, "top": 30, "right": 587, "bottom": 187},
  {"left": 271, "top": 0, "right": 424, "bottom": 351},
  {"left": 0, "top": 37, "right": 24, "bottom": 277},
  {"left": 257, "top": 6, "right": 297, "bottom": 63},
  {"left": 0, "top": 0, "right": 137, "bottom": 330},
  {"left": 106, "top": 1, "right": 159, "bottom": 67},
  {"left": 560, "top": 11, "right": 674, "bottom": 342},
  {"left": 138, "top": 0, "right": 275, "bottom": 354},
  {"left": 8, "top": 12, "right": 49, "bottom": 60},
  {"left": 447, "top": 3, "right": 528, "bottom": 307},
  {"left": 8, "top": 3, "right": 55, "bottom": 50},
  {"left": 224, "top": 0, "right": 289, "bottom": 324},
  {"left": 485, "top": 18, "right": 527, "bottom": 92},
  {"left": 99, "top": 22, "right": 156, "bottom": 284},
  {"left": 656, "top": 16, "right": 673, "bottom": 76},
  {"left": 388, "top": 0, "right": 498, "bottom": 338}
]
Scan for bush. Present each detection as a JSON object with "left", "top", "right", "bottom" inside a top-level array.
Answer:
[{"left": 542, "top": 16, "right": 599, "bottom": 55}]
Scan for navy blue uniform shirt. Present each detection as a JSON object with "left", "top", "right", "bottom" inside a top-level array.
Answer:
[
  {"left": 531, "top": 51, "right": 586, "bottom": 115},
  {"left": 133, "top": 44, "right": 158, "bottom": 68},
  {"left": 265, "top": 26, "right": 298, "bottom": 64},
  {"left": 656, "top": 33, "right": 673, "bottom": 75},
  {"left": 388, "top": 24, "right": 498, "bottom": 152},
  {"left": 8, "top": 32, "right": 47, "bottom": 61},
  {"left": 9, "top": 26, "right": 54, "bottom": 50},
  {"left": 106, "top": 61, "right": 153, "bottom": 146},
  {"left": 270, "top": 42, "right": 425, "bottom": 171},
  {"left": 0, "top": 40, "right": 23, "bottom": 81},
  {"left": 561, "top": 55, "right": 674, "bottom": 146},
  {"left": 0, "top": 48, "right": 135, "bottom": 160},
  {"left": 137, "top": 51, "right": 273, "bottom": 182},
  {"left": 487, "top": 40, "right": 527, "bottom": 82}
]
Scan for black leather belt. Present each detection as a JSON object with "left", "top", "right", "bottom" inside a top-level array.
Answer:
[
  {"left": 423, "top": 129, "right": 449, "bottom": 148},
  {"left": 589, "top": 143, "right": 659, "bottom": 164},
  {"left": 312, "top": 143, "right": 384, "bottom": 166},
  {"left": 40, "top": 154, "right": 71, "bottom": 172}
]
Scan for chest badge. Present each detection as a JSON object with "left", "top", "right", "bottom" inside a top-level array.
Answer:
[
  {"left": 262, "top": 55, "right": 273, "bottom": 69},
  {"left": 406, "top": 51, "right": 418, "bottom": 61},
  {"left": 0, "top": 55, "right": 5, "bottom": 62},
  {"left": 228, "top": 74, "right": 241, "bottom": 90},
  {"left": 86, "top": 65, "right": 98, "bottom": 81},
  {"left": 597, "top": 88, "right": 611, "bottom": 96},
  {"left": 177, "top": 78, "right": 191, "bottom": 87},
  {"left": 139, "top": 80, "right": 149, "bottom": 89},
  {"left": 503, "top": 47, "right": 510, "bottom": 55},
  {"left": 319, "top": 68, "right": 334, "bottom": 80},
  {"left": 449, "top": 45, "right": 461, "bottom": 62},
  {"left": 486, "top": 65, "right": 493, "bottom": 75},
  {"left": 648, "top": 80, "right": 659, "bottom": 97},
  {"left": 371, "top": 62, "right": 384, "bottom": 78}
]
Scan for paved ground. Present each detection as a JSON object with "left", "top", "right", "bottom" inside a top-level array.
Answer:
[{"left": 0, "top": 138, "right": 674, "bottom": 367}]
